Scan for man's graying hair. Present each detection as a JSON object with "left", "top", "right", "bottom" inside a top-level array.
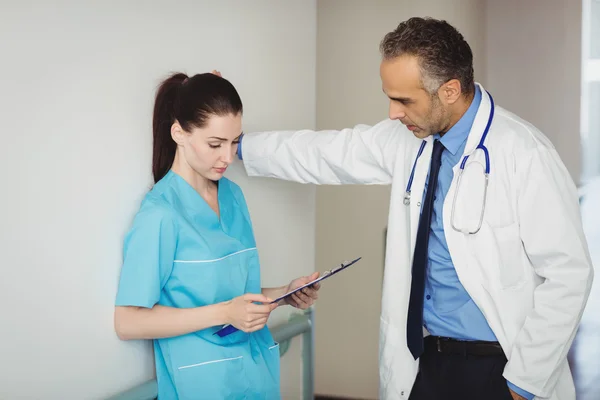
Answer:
[{"left": 380, "top": 17, "right": 475, "bottom": 96}]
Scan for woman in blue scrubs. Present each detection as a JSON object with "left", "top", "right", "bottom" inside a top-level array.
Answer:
[{"left": 114, "top": 72, "right": 320, "bottom": 399}]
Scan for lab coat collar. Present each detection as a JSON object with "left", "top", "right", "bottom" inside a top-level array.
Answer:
[{"left": 463, "top": 82, "right": 493, "bottom": 155}]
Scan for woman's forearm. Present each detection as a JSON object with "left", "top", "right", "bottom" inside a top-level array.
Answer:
[{"left": 115, "top": 303, "right": 229, "bottom": 340}]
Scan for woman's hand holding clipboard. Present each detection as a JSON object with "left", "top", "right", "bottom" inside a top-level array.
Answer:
[
  {"left": 214, "top": 257, "right": 362, "bottom": 337},
  {"left": 270, "top": 256, "right": 362, "bottom": 304}
]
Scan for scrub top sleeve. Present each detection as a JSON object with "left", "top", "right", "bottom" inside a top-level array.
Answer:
[{"left": 115, "top": 207, "right": 178, "bottom": 309}]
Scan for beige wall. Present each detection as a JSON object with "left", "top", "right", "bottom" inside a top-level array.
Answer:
[
  {"left": 484, "top": 0, "right": 583, "bottom": 182},
  {"left": 315, "top": 1, "right": 486, "bottom": 398}
]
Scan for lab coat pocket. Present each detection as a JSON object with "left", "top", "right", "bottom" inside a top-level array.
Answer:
[
  {"left": 490, "top": 222, "right": 525, "bottom": 289},
  {"left": 378, "top": 317, "right": 398, "bottom": 389},
  {"left": 175, "top": 354, "right": 249, "bottom": 399}
]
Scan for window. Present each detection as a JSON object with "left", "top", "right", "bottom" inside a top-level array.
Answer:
[{"left": 581, "top": 0, "right": 600, "bottom": 182}]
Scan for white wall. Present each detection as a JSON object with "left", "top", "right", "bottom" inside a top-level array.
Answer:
[
  {"left": 0, "top": 2, "right": 316, "bottom": 399},
  {"left": 314, "top": 1, "right": 486, "bottom": 398},
  {"left": 484, "top": 0, "right": 583, "bottom": 182}
]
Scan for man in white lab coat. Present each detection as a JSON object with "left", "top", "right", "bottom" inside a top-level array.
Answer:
[{"left": 236, "top": 17, "right": 593, "bottom": 400}]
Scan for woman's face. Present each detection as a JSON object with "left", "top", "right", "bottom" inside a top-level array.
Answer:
[{"left": 173, "top": 113, "right": 242, "bottom": 181}]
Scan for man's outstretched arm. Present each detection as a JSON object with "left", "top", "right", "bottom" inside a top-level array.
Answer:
[{"left": 239, "top": 119, "right": 408, "bottom": 185}]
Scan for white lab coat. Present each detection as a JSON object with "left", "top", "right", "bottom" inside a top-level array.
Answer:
[{"left": 240, "top": 83, "right": 594, "bottom": 399}]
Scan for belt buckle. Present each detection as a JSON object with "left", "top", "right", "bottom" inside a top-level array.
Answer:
[{"left": 437, "top": 337, "right": 442, "bottom": 352}]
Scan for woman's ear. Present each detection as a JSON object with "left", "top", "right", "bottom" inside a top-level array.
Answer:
[{"left": 171, "top": 121, "right": 186, "bottom": 145}]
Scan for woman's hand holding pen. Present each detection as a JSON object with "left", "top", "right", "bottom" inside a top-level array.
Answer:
[{"left": 224, "top": 293, "right": 279, "bottom": 333}]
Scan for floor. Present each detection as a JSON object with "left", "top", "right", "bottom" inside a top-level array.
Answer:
[{"left": 568, "top": 177, "right": 600, "bottom": 400}]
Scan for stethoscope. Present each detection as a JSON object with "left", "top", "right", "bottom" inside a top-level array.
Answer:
[{"left": 403, "top": 91, "right": 495, "bottom": 235}]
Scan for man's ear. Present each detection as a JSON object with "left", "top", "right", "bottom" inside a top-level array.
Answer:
[
  {"left": 439, "top": 79, "right": 462, "bottom": 105},
  {"left": 171, "top": 121, "right": 186, "bottom": 145}
]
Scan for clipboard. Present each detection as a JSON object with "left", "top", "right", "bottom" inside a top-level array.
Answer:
[
  {"left": 270, "top": 256, "right": 362, "bottom": 303},
  {"left": 214, "top": 256, "right": 362, "bottom": 337}
]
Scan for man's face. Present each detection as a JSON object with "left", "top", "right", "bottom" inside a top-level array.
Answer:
[{"left": 380, "top": 55, "right": 449, "bottom": 138}]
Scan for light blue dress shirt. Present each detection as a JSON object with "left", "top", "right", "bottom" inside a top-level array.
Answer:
[
  {"left": 421, "top": 86, "right": 533, "bottom": 400},
  {"left": 237, "top": 137, "right": 244, "bottom": 160},
  {"left": 421, "top": 86, "right": 495, "bottom": 341}
]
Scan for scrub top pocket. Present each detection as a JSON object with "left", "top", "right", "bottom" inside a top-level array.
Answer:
[
  {"left": 249, "top": 332, "right": 281, "bottom": 399},
  {"left": 175, "top": 353, "right": 250, "bottom": 399},
  {"left": 264, "top": 342, "right": 281, "bottom": 397},
  {"left": 167, "top": 248, "right": 260, "bottom": 309}
]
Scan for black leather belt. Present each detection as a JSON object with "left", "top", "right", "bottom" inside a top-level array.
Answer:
[{"left": 425, "top": 336, "right": 505, "bottom": 357}]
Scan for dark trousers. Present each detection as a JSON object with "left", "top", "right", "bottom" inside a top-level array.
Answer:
[{"left": 409, "top": 336, "right": 514, "bottom": 400}]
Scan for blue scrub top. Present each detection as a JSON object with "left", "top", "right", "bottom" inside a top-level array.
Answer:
[{"left": 115, "top": 170, "right": 280, "bottom": 400}]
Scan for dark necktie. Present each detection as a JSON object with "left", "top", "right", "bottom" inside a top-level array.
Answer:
[{"left": 407, "top": 139, "right": 445, "bottom": 360}]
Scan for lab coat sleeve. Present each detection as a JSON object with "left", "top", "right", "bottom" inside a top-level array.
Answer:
[
  {"left": 503, "top": 146, "right": 594, "bottom": 397},
  {"left": 240, "top": 119, "right": 404, "bottom": 185},
  {"left": 115, "top": 205, "right": 178, "bottom": 309}
]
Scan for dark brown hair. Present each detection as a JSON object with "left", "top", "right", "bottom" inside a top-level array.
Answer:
[
  {"left": 380, "top": 17, "right": 475, "bottom": 96},
  {"left": 152, "top": 72, "right": 243, "bottom": 183}
]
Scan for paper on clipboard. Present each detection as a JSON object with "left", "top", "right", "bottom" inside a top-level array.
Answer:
[{"left": 213, "top": 257, "right": 362, "bottom": 338}]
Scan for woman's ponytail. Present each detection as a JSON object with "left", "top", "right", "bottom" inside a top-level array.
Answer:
[{"left": 152, "top": 73, "right": 187, "bottom": 183}]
